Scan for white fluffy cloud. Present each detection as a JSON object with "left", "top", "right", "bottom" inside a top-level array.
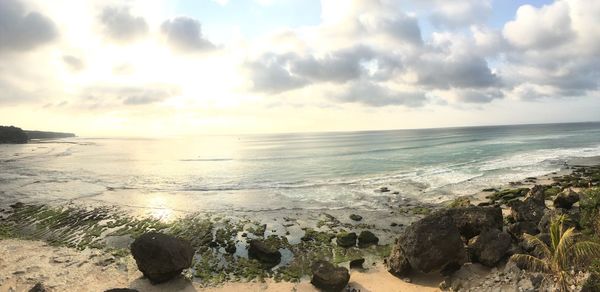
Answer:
[{"left": 0, "top": 0, "right": 598, "bottom": 135}]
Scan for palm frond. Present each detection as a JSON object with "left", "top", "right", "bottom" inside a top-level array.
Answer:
[
  {"left": 573, "top": 241, "right": 600, "bottom": 261},
  {"left": 523, "top": 233, "right": 552, "bottom": 259},
  {"left": 509, "top": 254, "right": 549, "bottom": 273},
  {"left": 555, "top": 227, "right": 576, "bottom": 269},
  {"left": 550, "top": 215, "right": 567, "bottom": 251}
]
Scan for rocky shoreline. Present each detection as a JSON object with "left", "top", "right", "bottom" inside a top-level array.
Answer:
[{"left": 1, "top": 161, "right": 600, "bottom": 291}]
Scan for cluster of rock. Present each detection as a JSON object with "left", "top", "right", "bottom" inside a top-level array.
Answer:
[
  {"left": 127, "top": 229, "right": 358, "bottom": 291},
  {"left": 387, "top": 185, "right": 585, "bottom": 291}
]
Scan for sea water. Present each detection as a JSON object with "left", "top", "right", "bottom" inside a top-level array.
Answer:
[{"left": 1, "top": 122, "right": 600, "bottom": 213}]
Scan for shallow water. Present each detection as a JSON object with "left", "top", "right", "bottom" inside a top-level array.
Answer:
[{"left": 1, "top": 122, "right": 600, "bottom": 215}]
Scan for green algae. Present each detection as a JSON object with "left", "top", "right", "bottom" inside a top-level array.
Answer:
[{"left": 0, "top": 203, "right": 396, "bottom": 286}]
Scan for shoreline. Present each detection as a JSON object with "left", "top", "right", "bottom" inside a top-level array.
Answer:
[{"left": 1, "top": 157, "right": 599, "bottom": 291}]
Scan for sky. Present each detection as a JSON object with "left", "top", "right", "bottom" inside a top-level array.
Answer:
[{"left": 0, "top": 0, "right": 598, "bottom": 137}]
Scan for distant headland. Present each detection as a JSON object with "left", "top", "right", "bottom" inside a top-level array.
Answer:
[{"left": 0, "top": 125, "right": 75, "bottom": 144}]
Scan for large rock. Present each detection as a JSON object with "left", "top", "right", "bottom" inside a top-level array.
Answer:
[
  {"left": 336, "top": 232, "right": 357, "bottom": 248},
  {"left": 509, "top": 196, "right": 546, "bottom": 223},
  {"left": 527, "top": 185, "right": 548, "bottom": 201},
  {"left": 28, "top": 283, "right": 46, "bottom": 292},
  {"left": 131, "top": 232, "right": 194, "bottom": 284},
  {"left": 438, "top": 206, "right": 503, "bottom": 239},
  {"left": 393, "top": 212, "right": 467, "bottom": 274},
  {"left": 311, "top": 261, "right": 350, "bottom": 292},
  {"left": 248, "top": 240, "right": 281, "bottom": 265},
  {"left": 357, "top": 231, "right": 379, "bottom": 248},
  {"left": 387, "top": 244, "right": 412, "bottom": 277},
  {"left": 553, "top": 189, "right": 580, "bottom": 209},
  {"left": 467, "top": 229, "right": 512, "bottom": 267},
  {"left": 537, "top": 208, "right": 579, "bottom": 233},
  {"left": 507, "top": 221, "right": 539, "bottom": 239}
]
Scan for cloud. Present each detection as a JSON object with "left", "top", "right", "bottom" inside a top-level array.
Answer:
[
  {"left": 499, "top": 0, "right": 600, "bottom": 100},
  {"left": 0, "top": 0, "right": 57, "bottom": 52},
  {"left": 0, "top": 78, "right": 31, "bottom": 104},
  {"left": 442, "top": 88, "right": 504, "bottom": 103},
  {"left": 412, "top": 54, "right": 500, "bottom": 89},
  {"left": 245, "top": 53, "right": 308, "bottom": 94},
  {"left": 62, "top": 55, "right": 85, "bottom": 71},
  {"left": 160, "top": 17, "right": 216, "bottom": 52},
  {"left": 379, "top": 14, "right": 423, "bottom": 45},
  {"left": 99, "top": 6, "right": 148, "bottom": 43},
  {"left": 425, "top": 0, "right": 492, "bottom": 29},
  {"left": 245, "top": 45, "right": 404, "bottom": 93},
  {"left": 334, "top": 81, "right": 428, "bottom": 107},
  {"left": 503, "top": 2, "right": 574, "bottom": 50},
  {"left": 80, "top": 84, "right": 181, "bottom": 108}
]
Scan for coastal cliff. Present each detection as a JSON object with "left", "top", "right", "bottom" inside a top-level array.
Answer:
[
  {"left": 0, "top": 125, "right": 75, "bottom": 143},
  {"left": 0, "top": 126, "right": 28, "bottom": 143},
  {"left": 24, "top": 130, "right": 76, "bottom": 139}
]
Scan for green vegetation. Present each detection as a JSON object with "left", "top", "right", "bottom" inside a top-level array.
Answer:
[
  {"left": 0, "top": 125, "right": 28, "bottom": 143},
  {"left": 510, "top": 215, "right": 600, "bottom": 291},
  {"left": 486, "top": 188, "right": 529, "bottom": 204},
  {"left": 580, "top": 187, "right": 600, "bottom": 235},
  {"left": 447, "top": 197, "right": 471, "bottom": 208}
]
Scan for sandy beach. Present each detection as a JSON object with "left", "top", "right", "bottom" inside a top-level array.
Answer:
[{"left": 0, "top": 239, "right": 441, "bottom": 292}]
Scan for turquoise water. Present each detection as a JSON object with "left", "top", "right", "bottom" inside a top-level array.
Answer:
[{"left": 1, "top": 122, "right": 600, "bottom": 213}]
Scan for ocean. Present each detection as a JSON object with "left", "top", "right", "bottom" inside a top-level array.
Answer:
[{"left": 1, "top": 122, "right": 600, "bottom": 215}]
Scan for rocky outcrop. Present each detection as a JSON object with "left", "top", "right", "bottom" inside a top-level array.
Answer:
[
  {"left": 467, "top": 229, "right": 512, "bottom": 267},
  {"left": 248, "top": 240, "right": 281, "bottom": 265},
  {"left": 130, "top": 232, "right": 194, "bottom": 284},
  {"left": 357, "top": 231, "right": 379, "bottom": 248},
  {"left": 507, "top": 221, "right": 539, "bottom": 238},
  {"left": 28, "top": 283, "right": 46, "bottom": 292},
  {"left": 538, "top": 208, "right": 580, "bottom": 233},
  {"left": 349, "top": 214, "right": 362, "bottom": 221},
  {"left": 0, "top": 126, "right": 28, "bottom": 144},
  {"left": 509, "top": 196, "right": 546, "bottom": 223},
  {"left": 553, "top": 189, "right": 580, "bottom": 209},
  {"left": 389, "top": 212, "right": 467, "bottom": 274},
  {"left": 311, "top": 261, "right": 350, "bottom": 292},
  {"left": 438, "top": 206, "right": 503, "bottom": 239},
  {"left": 349, "top": 258, "right": 365, "bottom": 269},
  {"left": 336, "top": 231, "right": 357, "bottom": 248},
  {"left": 387, "top": 244, "right": 412, "bottom": 277}
]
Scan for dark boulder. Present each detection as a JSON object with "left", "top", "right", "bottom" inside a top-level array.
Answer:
[
  {"left": 509, "top": 196, "right": 546, "bottom": 223},
  {"left": 357, "top": 231, "right": 379, "bottom": 248},
  {"left": 438, "top": 206, "right": 503, "bottom": 239},
  {"left": 336, "top": 231, "right": 357, "bottom": 248},
  {"left": 248, "top": 240, "right": 281, "bottom": 265},
  {"left": 387, "top": 244, "right": 412, "bottom": 277},
  {"left": 553, "top": 189, "right": 580, "bottom": 209},
  {"left": 521, "top": 233, "right": 551, "bottom": 259},
  {"left": 349, "top": 214, "right": 362, "bottom": 221},
  {"left": 349, "top": 258, "right": 365, "bottom": 269},
  {"left": 527, "top": 185, "right": 548, "bottom": 201},
  {"left": 467, "top": 229, "right": 512, "bottom": 267},
  {"left": 311, "top": 261, "right": 350, "bottom": 292},
  {"left": 507, "top": 221, "right": 539, "bottom": 239},
  {"left": 130, "top": 232, "right": 194, "bottom": 284},
  {"left": 28, "top": 283, "right": 46, "bottom": 292},
  {"left": 392, "top": 212, "right": 467, "bottom": 274}
]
